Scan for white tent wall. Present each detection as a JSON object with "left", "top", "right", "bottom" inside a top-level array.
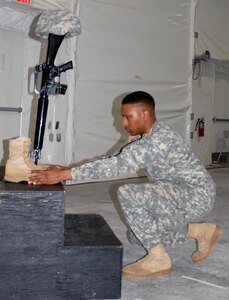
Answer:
[
  {"left": 191, "top": 0, "right": 229, "bottom": 164},
  {"left": 3, "top": 0, "right": 229, "bottom": 167},
  {"left": 0, "top": 0, "right": 78, "bottom": 165},
  {"left": 191, "top": 62, "right": 215, "bottom": 164},
  {"left": 194, "top": 0, "right": 229, "bottom": 60},
  {"left": 74, "top": 0, "right": 194, "bottom": 163},
  {"left": 0, "top": 0, "right": 196, "bottom": 166},
  {"left": 0, "top": 27, "right": 25, "bottom": 165},
  {"left": 212, "top": 61, "right": 229, "bottom": 159},
  {"left": 0, "top": 5, "right": 37, "bottom": 165}
]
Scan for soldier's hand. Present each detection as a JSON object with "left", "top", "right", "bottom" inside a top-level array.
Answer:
[{"left": 27, "top": 168, "right": 72, "bottom": 185}]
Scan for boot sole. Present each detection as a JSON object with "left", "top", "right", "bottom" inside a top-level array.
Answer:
[
  {"left": 122, "top": 267, "right": 172, "bottom": 279},
  {"left": 4, "top": 176, "right": 28, "bottom": 183},
  {"left": 192, "top": 224, "right": 222, "bottom": 263}
]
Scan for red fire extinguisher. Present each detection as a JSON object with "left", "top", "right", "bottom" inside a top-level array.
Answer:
[{"left": 195, "top": 117, "right": 205, "bottom": 137}]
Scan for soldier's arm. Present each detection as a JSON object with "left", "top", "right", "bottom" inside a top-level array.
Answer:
[{"left": 66, "top": 141, "right": 145, "bottom": 185}]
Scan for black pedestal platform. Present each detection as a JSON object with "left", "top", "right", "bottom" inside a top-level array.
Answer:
[{"left": 0, "top": 181, "right": 123, "bottom": 299}]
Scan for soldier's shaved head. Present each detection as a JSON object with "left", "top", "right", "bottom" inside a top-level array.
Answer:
[{"left": 122, "top": 91, "right": 155, "bottom": 110}]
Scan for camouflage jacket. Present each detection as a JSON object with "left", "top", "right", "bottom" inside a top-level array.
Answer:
[{"left": 66, "top": 121, "right": 215, "bottom": 194}]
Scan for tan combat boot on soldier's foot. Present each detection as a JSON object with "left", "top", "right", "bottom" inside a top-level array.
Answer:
[
  {"left": 122, "top": 243, "right": 172, "bottom": 278},
  {"left": 4, "top": 137, "right": 46, "bottom": 183},
  {"left": 188, "top": 223, "right": 222, "bottom": 263}
]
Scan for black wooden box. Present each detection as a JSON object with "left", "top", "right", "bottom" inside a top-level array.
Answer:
[
  {"left": 0, "top": 180, "right": 123, "bottom": 299},
  {"left": 0, "top": 181, "right": 65, "bottom": 299},
  {"left": 58, "top": 214, "right": 123, "bottom": 299}
]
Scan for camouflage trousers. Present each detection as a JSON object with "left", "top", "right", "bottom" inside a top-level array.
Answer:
[{"left": 117, "top": 181, "right": 215, "bottom": 248}]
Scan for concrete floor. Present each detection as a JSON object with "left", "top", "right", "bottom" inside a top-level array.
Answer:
[{"left": 64, "top": 167, "right": 229, "bottom": 300}]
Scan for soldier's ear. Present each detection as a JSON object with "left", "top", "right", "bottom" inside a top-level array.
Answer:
[{"left": 142, "top": 110, "right": 150, "bottom": 119}]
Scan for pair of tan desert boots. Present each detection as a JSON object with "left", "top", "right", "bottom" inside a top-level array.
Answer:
[
  {"left": 4, "top": 137, "right": 45, "bottom": 183},
  {"left": 123, "top": 224, "right": 222, "bottom": 278}
]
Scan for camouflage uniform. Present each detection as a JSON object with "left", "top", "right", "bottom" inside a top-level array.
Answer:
[{"left": 67, "top": 121, "right": 215, "bottom": 248}]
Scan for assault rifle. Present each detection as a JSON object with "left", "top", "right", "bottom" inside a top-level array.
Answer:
[{"left": 33, "top": 33, "right": 73, "bottom": 164}]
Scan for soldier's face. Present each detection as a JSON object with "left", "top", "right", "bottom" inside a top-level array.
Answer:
[{"left": 121, "top": 104, "right": 148, "bottom": 136}]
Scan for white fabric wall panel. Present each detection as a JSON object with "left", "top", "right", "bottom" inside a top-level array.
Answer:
[
  {"left": 0, "top": 29, "right": 25, "bottom": 164},
  {"left": 191, "top": 62, "right": 215, "bottom": 164},
  {"left": 0, "top": 0, "right": 195, "bottom": 166},
  {"left": 33, "top": 0, "right": 72, "bottom": 10},
  {"left": 74, "top": 0, "right": 193, "bottom": 162},
  {"left": 0, "top": 0, "right": 78, "bottom": 165},
  {"left": 0, "top": 0, "right": 73, "bottom": 13},
  {"left": 195, "top": 0, "right": 229, "bottom": 60},
  {"left": 212, "top": 61, "right": 229, "bottom": 154},
  {"left": 191, "top": 0, "right": 229, "bottom": 164}
]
